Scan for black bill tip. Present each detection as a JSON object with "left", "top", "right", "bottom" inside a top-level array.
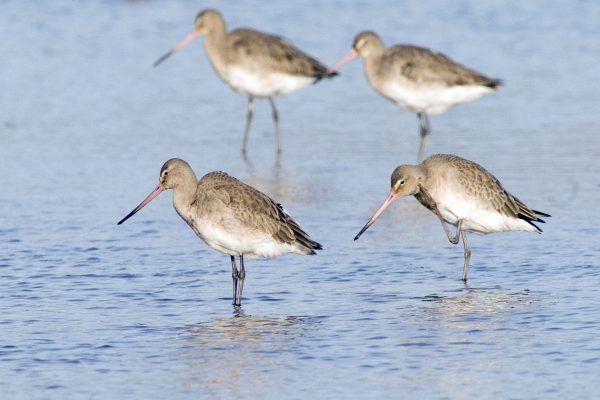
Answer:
[{"left": 153, "top": 51, "right": 173, "bottom": 67}]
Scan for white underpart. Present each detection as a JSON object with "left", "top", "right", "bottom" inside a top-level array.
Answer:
[
  {"left": 193, "top": 222, "right": 305, "bottom": 258},
  {"left": 223, "top": 67, "right": 314, "bottom": 97},
  {"left": 177, "top": 205, "right": 308, "bottom": 258},
  {"left": 434, "top": 187, "right": 537, "bottom": 234},
  {"left": 378, "top": 82, "right": 494, "bottom": 114}
]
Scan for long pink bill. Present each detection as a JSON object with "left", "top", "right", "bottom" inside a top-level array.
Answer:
[
  {"left": 117, "top": 184, "right": 166, "bottom": 225},
  {"left": 153, "top": 31, "right": 201, "bottom": 67},
  {"left": 330, "top": 49, "right": 358, "bottom": 73},
  {"left": 354, "top": 191, "right": 399, "bottom": 241}
]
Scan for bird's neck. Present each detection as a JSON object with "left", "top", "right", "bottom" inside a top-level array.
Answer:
[
  {"left": 415, "top": 184, "right": 436, "bottom": 213},
  {"left": 204, "top": 21, "right": 228, "bottom": 62},
  {"left": 171, "top": 178, "right": 198, "bottom": 221},
  {"left": 362, "top": 42, "right": 386, "bottom": 60},
  {"left": 363, "top": 51, "right": 385, "bottom": 80}
]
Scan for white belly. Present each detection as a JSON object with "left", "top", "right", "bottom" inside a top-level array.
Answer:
[
  {"left": 377, "top": 82, "right": 494, "bottom": 114},
  {"left": 192, "top": 221, "right": 305, "bottom": 259},
  {"left": 221, "top": 67, "right": 314, "bottom": 97},
  {"left": 436, "top": 191, "right": 537, "bottom": 234}
]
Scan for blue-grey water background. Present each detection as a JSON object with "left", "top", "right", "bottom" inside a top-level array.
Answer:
[{"left": 2, "top": 0, "right": 600, "bottom": 398}]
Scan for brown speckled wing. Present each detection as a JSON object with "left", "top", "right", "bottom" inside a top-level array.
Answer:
[
  {"left": 227, "top": 29, "right": 332, "bottom": 79},
  {"left": 443, "top": 154, "right": 546, "bottom": 230},
  {"left": 382, "top": 45, "right": 500, "bottom": 88},
  {"left": 197, "top": 172, "right": 321, "bottom": 251}
]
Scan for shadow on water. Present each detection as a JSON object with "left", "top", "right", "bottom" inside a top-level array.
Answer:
[{"left": 178, "top": 309, "right": 321, "bottom": 397}]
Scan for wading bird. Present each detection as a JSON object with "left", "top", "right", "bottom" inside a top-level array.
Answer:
[
  {"left": 118, "top": 158, "right": 322, "bottom": 306},
  {"left": 354, "top": 154, "right": 549, "bottom": 281},
  {"left": 154, "top": 9, "right": 337, "bottom": 156},
  {"left": 332, "top": 31, "right": 500, "bottom": 161}
]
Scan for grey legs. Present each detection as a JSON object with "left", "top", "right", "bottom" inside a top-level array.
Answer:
[
  {"left": 434, "top": 214, "right": 472, "bottom": 282},
  {"left": 268, "top": 97, "right": 281, "bottom": 154},
  {"left": 230, "top": 255, "right": 246, "bottom": 306},
  {"left": 417, "top": 112, "right": 431, "bottom": 162},
  {"left": 460, "top": 230, "right": 471, "bottom": 282},
  {"left": 230, "top": 255, "right": 238, "bottom": 303},
  {"left": 241, "top": 96, "right": 281, "bottom": 155},
  {"left": 242, "top": 96, "right": 255, "bottom": 155}
]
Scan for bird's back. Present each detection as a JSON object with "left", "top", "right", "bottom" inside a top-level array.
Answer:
[
  {"left": 222, "top": 28, "right": 335, "bottom": 80},
  {"left": 380, "top": 45, "right": 500, "bottom": 88}
]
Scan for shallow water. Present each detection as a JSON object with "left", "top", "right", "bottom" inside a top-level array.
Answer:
[{"left": 2, "top": 0, "right": 600, "bottom": 398}]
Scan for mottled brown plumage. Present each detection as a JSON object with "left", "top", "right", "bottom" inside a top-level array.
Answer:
[
  {"left": 193, "top": 171, "right": 321, "bottom": 252},
  {"left": 419, "top": 154, "right": 546, "bottom": 230},
  {"left": 375, "top": 44, "right": 500, "bottom": 89},
  {"left": 223, "top": 29, "right": 334, "bottom": 80}
]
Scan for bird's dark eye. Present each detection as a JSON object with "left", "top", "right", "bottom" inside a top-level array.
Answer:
[
  {"left": 399, "top": 180, "right": 405, "bottom": 185},
  {"left": 164, "top": 171, "right": 169, "bottom": 176}
]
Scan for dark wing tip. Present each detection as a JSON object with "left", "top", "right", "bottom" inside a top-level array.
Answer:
[
  {"left": 306, "top": 243, "right": 322, "bottom": 255},
  {"left": 518, "top": 212, "right": 547, "bottom": 233},
  {"left": 533, "top": 209, "right": 551, "bottom": 218},
  {"left": 488, "top": 78, "right": 503, "bottom": 88},
  {"left": 313, "top": 70, "right": 339, "bottom": 84}
]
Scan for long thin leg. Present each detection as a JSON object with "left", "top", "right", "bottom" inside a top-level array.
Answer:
[
  {"left": 418, "top": 189, "right": 460, "bottom": 244},
  {"left": 461, "top": 230, "right": 471, "bottom": 282},
  {"left": 230, "top": 255, "right": 239, "bottom": 305},
  {"left": 268, "top": 97, "right": 281, "bottom": 154},
  {"left": 234, "top": 255, "right": 246, "bottom": 306},
  {"left": 242, "top": 96, "right": 255, "bottom": 155},
  {"left": 436, "top": 216, "right": 470, "bottom": 280},
  {"left": 419, "top": 189, "right": 469, "bottom": 280},
  {"left": 434, "top": 212, "right": 462, "bottom": 245},
  {"left": 417, "top": 112, "right": 431, "bottom": 162}
]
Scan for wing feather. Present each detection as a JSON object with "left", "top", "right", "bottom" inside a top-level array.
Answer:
[
  {"left": 197, "top": 172, "right": 321, "bottom": 251},
  {"left": 381, "top": 45, "right": 500, "bottom": 88}
]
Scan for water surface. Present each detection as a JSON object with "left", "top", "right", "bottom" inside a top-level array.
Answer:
[{"left": 1, "top": 0, "right": 599, "bottom": 398}]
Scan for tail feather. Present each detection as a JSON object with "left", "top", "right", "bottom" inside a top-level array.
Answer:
[{"left": 290, "top": 222, "right": 322, "bottom": 253}]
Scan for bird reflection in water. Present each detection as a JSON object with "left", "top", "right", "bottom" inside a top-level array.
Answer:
[
  {"left": 242, "top": 158, "right": 319, "bottom": 207},
  {"left": 418, "top": 287, "right": 535, "bottom": 339},
  {"left": 422, "top": 287, "right": 533, "bottom": 315},
  {"left": 179, "top": 312, "right": 319, "bottom": 396}
]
